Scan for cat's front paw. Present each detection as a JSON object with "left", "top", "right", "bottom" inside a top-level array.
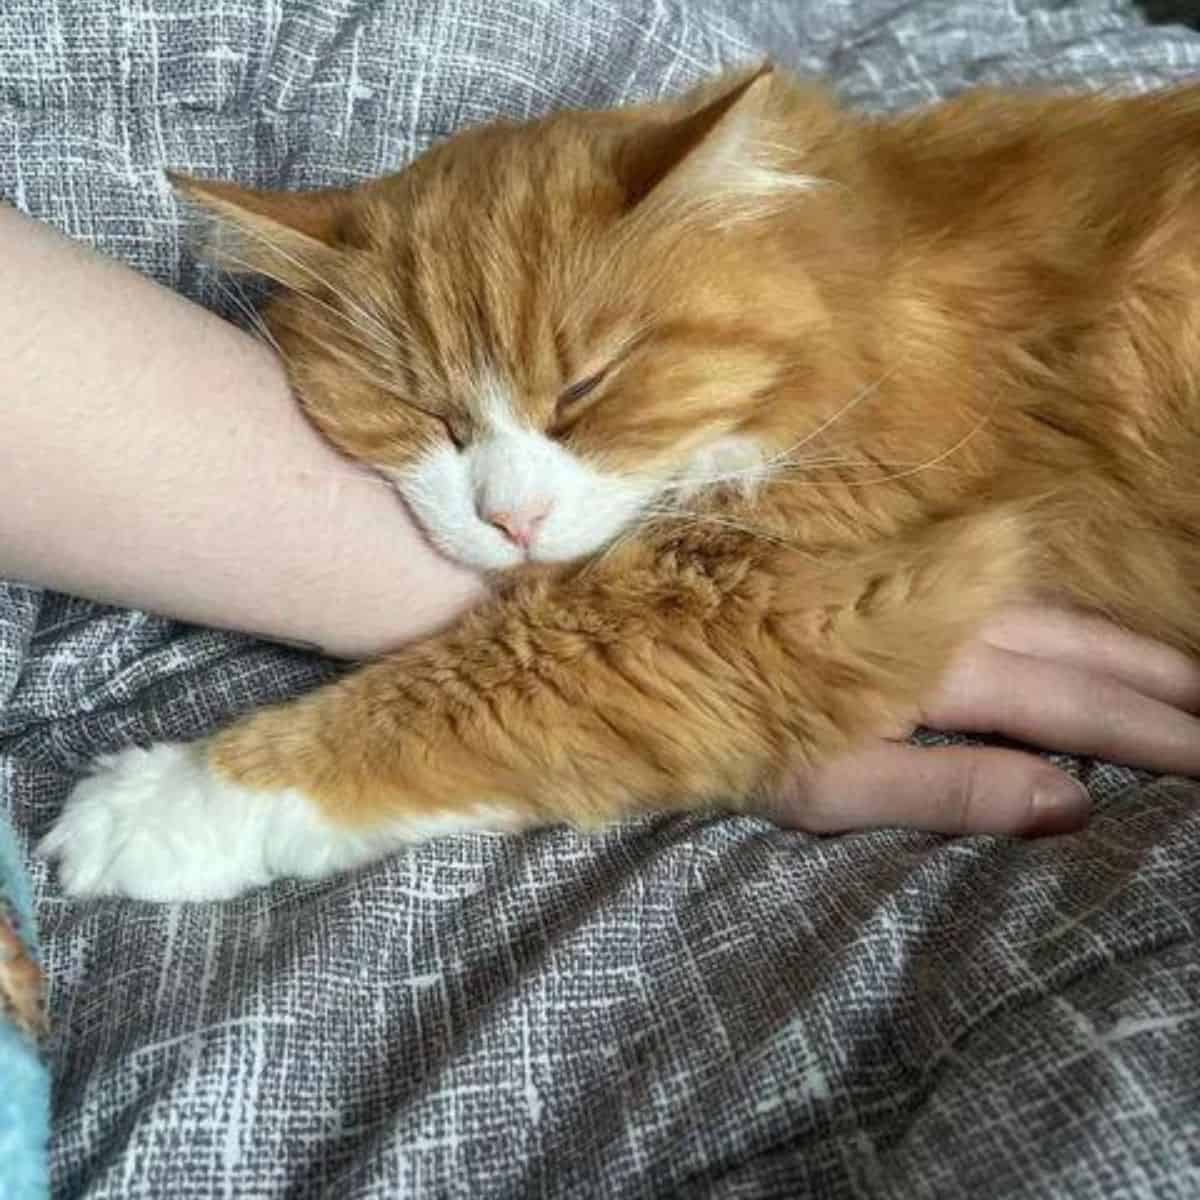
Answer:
[
  {"left": 39, "top": 743, "right": 282, "bottom": 902},
  {"left": 42, "top": 738, "right": 535, "bottom": 902},
  {"left": 40, "top": 740, "right": 459, "bottom": 902}
]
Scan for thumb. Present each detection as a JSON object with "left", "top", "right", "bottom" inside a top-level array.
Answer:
[{"left": 764, "top": 743, "right": 1092, "bottom": 837}]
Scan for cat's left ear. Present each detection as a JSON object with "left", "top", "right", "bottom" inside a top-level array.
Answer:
[
  {"left": 167, "top": 173, "right": 351, "bottom": 291},
  {"left": 619, "top": 62, "right": 801, "bottom": 212}
]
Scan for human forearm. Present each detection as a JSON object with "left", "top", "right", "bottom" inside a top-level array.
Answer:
[{"left": 0, "top": 205, "right": 486, "bottom": 658}]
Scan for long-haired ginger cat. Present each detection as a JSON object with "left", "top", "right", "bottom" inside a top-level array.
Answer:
[{"left": 41, "top": 65, "right": 1200, "bottom": 900}]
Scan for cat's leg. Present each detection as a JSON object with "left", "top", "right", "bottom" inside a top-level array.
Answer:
[
  {"left": 38, "top": 738, "right": 528, "bottom": 901},
  {"left": 41, "top": 511, "right": 1029, "bottom": 900}
]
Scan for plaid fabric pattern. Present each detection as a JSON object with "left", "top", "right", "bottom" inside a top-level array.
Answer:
[{"left": 2, "top": 2, "right": 1199, "bottom": 1195}]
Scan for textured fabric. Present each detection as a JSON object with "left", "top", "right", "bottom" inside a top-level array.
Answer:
[{"left": 2, "top": 2, "right": 1200, "bottom": 1196}]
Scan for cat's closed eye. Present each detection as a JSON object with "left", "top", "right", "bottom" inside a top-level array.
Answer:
[
  {"left": 442, "top": 414, "right": 468, "bottom": 450},
  {"left": 555, "top": 369, "right": 607, "bottom": 419},
  {"left": 555, "top": 342, "right": 639, "bottom": 425}
]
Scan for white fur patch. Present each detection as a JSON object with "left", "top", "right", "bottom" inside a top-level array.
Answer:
[
  {"left": 39, "top": 743, "right": 525, "bottom": 902},
  {"left": 391, "top": 380, "right": 657, "bottom": 571},
  {"left": 671, "top": 434, "right": 769, "bottom": 500}
]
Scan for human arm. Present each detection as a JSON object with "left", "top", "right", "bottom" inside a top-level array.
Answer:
[{"left": 0, "top": 203, "right": 486, "bottom": 659}]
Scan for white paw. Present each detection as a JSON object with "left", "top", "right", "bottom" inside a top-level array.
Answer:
[
  {"left": 40, "top": 743, "right": 292, "bottom": 901},
  {"left": 41, "top": 742, "right": 530, "bottom": 902}
]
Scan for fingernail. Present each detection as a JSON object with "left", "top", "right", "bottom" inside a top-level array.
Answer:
[{"left": 1028, "top": 778, "right": 1092, "bottom": 836}]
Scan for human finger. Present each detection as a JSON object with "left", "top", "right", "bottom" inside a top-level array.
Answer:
[
  {"left": 761, "top": 741, "right": 1090, "bottom": 837},
  {"left": 926, "top": 643, "right": 1200, "bottom": 776},
  {"left": 979, "top": 605, "right": 1200, "bottom": 712}
]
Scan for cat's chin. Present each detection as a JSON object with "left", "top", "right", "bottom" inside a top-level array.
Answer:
[
  {"left": 427, "top": 525, "right": 618, "bottom": 574},
  {"left": 448, "top": 527, "right": 633, "bottom": 572},
  {"left": 434, "top": 536, "right": 588, "bottom": 574},
  {"left": 441, "top": 536, "right": 527, "bottom": 573}
]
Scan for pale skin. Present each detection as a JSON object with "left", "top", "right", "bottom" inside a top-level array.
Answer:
[{"left": 5, "top": 203, "right": 1200, "bottom": 839}]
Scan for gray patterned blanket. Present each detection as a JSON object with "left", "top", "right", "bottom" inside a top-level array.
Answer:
[{"left": 3, "top": 2, "right": 1199, "bottom": 1196}]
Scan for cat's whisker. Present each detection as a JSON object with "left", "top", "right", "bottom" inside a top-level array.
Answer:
[
  {"left": 208, "top": 271, "right": 284, "bottom": 357},
  {"left": 216, "top": 252, "right": 398, "bottom": 364},
  {"left": 682, "top": 371, "right": 902, "bottom": 487},
  {"left": 225, "top": 218, "right": 397, "bottom": 349},
  {"left": 633, "top": 495, "right": 797, "bottom": 544},
  {"left": 285, "top": 307, "right": 430, "bottom": 379},
  {"left": 281, "top": 310, "right": 445, "bottom": 408},
  {"left": 774, "top": 368, "right": 899, "bottom": 461},
  {"left": 654, "top": 370, "right": 903, "bottom": 496},
  {"left": 759, "top": 453, "right": 966, "bottom": 482},
  {"left": 213, "top": 250, "right": 416, "bottom": 392},
  {"left": 763, "top": 407, "right": 996, "bottom": 489},
  {"left": 770, "top": 459, "right": 964, "bottom": 479},
  {"left": 297, "top": 300, "right": 399, "bottom": 365},
  {"left": 641, "top": 509, "right": 803, "bottom": 551},
  {"left": 280, "top": 291, "right": 447, "bottom": 399},
  {"left": 835, "top": 408, "right": 995, "bottom": 487},
  {"left": 660, "top": 451, "right": 927, "bottom": 493}
]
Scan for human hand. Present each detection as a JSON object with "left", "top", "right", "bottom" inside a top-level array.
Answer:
[{"left": 762, "top": 604, "right": 1200, "bottom": 837}]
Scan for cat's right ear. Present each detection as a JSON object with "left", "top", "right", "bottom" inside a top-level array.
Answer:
[
  {"left": 616, "top": 63, "right": 781, "bottom": 211},
  {"left": 167, "top": 173, "right": 350, "bottom": 291}
]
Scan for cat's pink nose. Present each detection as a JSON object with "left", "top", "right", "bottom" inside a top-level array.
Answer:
[{"left": 484, "top": 502, "right": 552, "bottom": 550}]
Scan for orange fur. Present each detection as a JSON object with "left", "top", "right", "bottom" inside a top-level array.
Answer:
[{"left": 179, "top": 67, "right": 1200, "bottom": 836}]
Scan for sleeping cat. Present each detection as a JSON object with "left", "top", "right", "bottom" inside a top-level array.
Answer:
[{"left": 40, "top": 65, "right": 1200, "bottom": 900}]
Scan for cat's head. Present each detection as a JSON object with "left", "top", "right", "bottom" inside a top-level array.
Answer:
[{"left": 174, "top": 66, "right": 836, "bottom": 571}]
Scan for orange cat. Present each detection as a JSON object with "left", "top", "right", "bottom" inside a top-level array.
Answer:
[{"left": 41, "top": 65, "right": 1200, "bottom": 899}]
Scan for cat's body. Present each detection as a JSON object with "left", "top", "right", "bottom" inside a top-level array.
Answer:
[{"left": 42, "top": 68, "right": 1200, "bottom": 899}]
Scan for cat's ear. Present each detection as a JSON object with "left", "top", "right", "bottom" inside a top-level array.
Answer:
[
  {"left": 168, "top": 173, "right": 351, "bottom": 290},
  {"left": 618, "top": 63, "right": 804, "bottom": 212}
]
